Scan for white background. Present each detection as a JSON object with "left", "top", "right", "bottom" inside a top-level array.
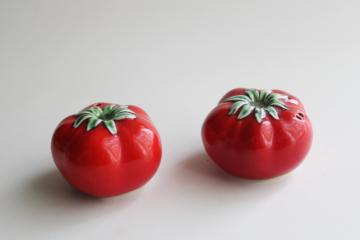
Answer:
[{"left": 1, "top": 0, "right": 359, "bottom": 239}]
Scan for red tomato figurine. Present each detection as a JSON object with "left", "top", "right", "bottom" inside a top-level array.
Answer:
[
  {"left": 202, "top": 88, "right": 312, "bottom": 179},
  {"left": 51, "top": 103, "right": 162, "bottom": 197}
]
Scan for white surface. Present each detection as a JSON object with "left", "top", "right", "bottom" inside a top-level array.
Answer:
[{"left": 1, "top": 1, "right": 359, "bottom": 239}]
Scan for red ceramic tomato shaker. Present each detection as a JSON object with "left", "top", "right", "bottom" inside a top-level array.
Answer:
[
  {"left": 202, "top": 88, "right": 312, "bottom": 179},
  {"left": 51, "top": 103, "right": 162, "bottom": 197}
]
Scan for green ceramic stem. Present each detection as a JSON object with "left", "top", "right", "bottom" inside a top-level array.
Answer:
[
  {"left": 73, "top": 104, "right": 136, "bottom": 135},
  {"left": 222, "top": 89, "right": 288, "bottom": 123}
]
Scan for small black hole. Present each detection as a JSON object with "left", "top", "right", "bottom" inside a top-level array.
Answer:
[{"left": 296, "top": 112, "right": 305, "bottom": 120}]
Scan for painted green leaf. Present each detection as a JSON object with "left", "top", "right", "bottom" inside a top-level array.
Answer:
[
  {"left": 73, "top": 114, "right": 92, "bottom": 128},
  {"left": 228, "top": 101, "right": 248, "bottom": 115},
  {"left": 103, "top": 104, "right": 114, "bottom": 113},
  {"left": 115, "top": 109, "right": 135, "bottom": 115},
  {"left": 113, "top": 113, "right": 136, "bottom": 120},
  {"left": 245, "top": 90, "right": 256, "bottom": 102},
  {"left": 86, "top": 118, "right": 102, "bottom": 131},
  {"left": 259, "top": 90, "right": 267, "bottom": 102},
  {"left": 264, "top": 94, "right": 274, "bottom": 105},
  {"left": 238, "top": 104, "right": 255, "bottom": 119},
  {"left": 113, "top": 105, "right": 129, "bottom": 110},
  {"left": 271, "top": 100, "right": 288, "bottom": 109},
  {"left": 252, "top": 89, "right": 260, "bottom": 101},
  {"left": 255, "top": 107, "right": 266, "bottom": 123},
  {"left": 104, "top": 120, "right": 117, "bottom": 135},
  {"left": 93, "top": 107, "right": 103, "bottom": 115},
  {"left": 81, "top": 107, "right": 102, "bottom": 117},
  {"left": 81, "top": 109, "right": 97, "bottom": 116},
  {"left": 265, "top": 106, "right": 279, "bottom": 119}
]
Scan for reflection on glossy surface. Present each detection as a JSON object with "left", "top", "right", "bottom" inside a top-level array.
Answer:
[
  {"left": 134, "top": 128, "right": 155, "bottom": 158},
  {"left": 102, "top": 136, "right": 122, "bottom": 163}
]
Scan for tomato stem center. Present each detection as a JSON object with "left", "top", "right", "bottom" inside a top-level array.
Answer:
[
  {"left": 73, "top": 104, "right": 136, "bottom": 135},
  {"left": 222, "top": 89, "right": 289, "bottom": 123}
]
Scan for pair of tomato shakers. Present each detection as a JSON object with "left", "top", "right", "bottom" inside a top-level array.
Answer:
[{"left": 51, "top": 88, "right": 313, "bottom": 197}]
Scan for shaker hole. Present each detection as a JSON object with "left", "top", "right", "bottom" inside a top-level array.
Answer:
[{"left": 296, "top": 112, "right": 305, "bottom": 120}]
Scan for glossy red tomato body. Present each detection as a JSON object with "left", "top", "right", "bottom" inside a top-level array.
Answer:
[
  {"left": 202, "top": 88, "right": 312, "bottom": 179},
  {"left": 51, "top": 103, "right": 162, "bottom": 197}
]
